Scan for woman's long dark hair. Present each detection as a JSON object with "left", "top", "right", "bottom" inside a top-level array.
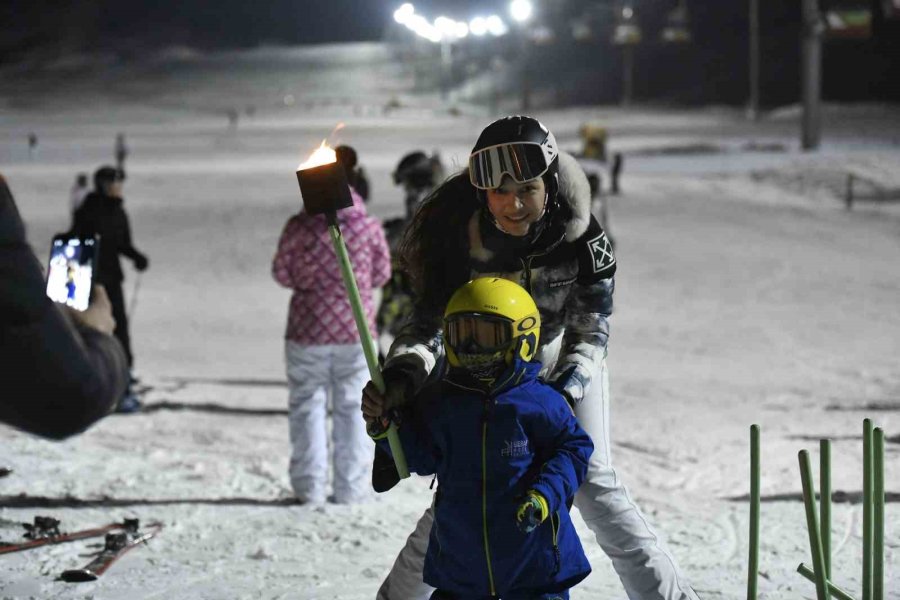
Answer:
[{"left": 398, "top": 171, "right": 479, "bottom": 318}]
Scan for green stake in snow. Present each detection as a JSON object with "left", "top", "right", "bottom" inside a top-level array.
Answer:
[
  {"left": 799, "top": 449, "right": 829, "bottom": 600},
  {"left": 296, "top": 147, "right": 409, "bottom": 480},
  {"left": 863, "top": 418, "right": 873, "bottom": 600},
  {"left": 748, "top": 424, "right": 760, "bottom": 600},
  {"left": 873, "top": 427, "right": 884, "bottom": 600},
  {"left": 821, "top": 438, "right": 832, "bottom": 579},
  {"left": 797, "top": 563, "right": 857, "bottom": 600}
]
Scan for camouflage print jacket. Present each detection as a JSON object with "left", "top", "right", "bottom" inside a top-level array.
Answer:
[{"left": 385, "top": 152, "right": 616, "bottom": 405}]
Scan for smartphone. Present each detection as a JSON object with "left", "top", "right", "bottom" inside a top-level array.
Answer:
[{"left": 45, "top": 234, "right": 99, "bottom": 312}]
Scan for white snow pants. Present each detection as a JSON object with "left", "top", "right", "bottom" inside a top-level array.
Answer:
[
  {"left": 375, "top": 359, "right": 698, "bottom": 600},
  {"left": 286, "top": 342, "right": 373, "bottom": 504}
]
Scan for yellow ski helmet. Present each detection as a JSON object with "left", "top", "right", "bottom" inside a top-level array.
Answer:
[{"left": 443, "top": 278, "right": 541, "bottom": 377}]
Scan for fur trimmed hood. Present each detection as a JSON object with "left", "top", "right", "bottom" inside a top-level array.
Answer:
[{"left": 556, "top": 151, "right": 593, "bottom": 242}]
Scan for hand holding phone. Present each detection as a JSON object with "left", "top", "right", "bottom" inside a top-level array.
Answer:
[{"left": 65, "top": 285, "right": 116, "bottom": 335}]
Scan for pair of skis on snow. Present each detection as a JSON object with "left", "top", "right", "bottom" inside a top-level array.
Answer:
[{"left": 0, "top": 516, "right": 161, "bottom": 581}]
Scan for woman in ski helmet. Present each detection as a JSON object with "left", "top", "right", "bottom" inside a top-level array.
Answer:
[{"left": 365, "top": 115, "right": 698, "bottom": 600}]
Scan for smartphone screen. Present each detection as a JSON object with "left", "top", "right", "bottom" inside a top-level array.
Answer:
[{"left": 46, "top": 236, "right": 98, "bottom": 312}]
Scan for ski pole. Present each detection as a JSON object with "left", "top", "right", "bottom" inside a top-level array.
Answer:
[
  {"left": 295, "top": 152, "right": 409, "bottom": 480},
  {"left": 127, "top": 271, "right": 142, "bottom": 320}
]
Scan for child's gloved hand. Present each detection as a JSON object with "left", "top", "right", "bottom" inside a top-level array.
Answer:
[{"left": 515, "top": 491, "right": 548, "bottom": 534}]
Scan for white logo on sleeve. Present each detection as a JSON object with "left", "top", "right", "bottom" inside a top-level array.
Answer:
[{"left": 588, "top": 233, "right": 615, "bottom": 273}]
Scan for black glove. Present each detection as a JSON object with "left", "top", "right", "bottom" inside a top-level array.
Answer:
[{"left": 133, "top": 252, "right": 149, "bottom": 272}]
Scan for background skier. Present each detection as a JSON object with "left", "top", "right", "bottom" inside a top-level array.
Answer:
[
  {"left": 272, "top": 184, "right": 390, "bottom": 504},
  {"left": 72, "top": 165, "right": 149, "bottom": 413}
]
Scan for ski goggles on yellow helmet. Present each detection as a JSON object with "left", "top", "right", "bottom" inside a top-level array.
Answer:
[
  {"left": 468, "top": 142, "right": 555, "bottom": 190},
  {"left": 443, "top": 278, "right": 541, "bottom": 370}
]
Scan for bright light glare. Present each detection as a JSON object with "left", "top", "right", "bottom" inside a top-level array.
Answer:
[
  {"left": 434, "top": 16, "right": 456, "bottom": 35},
  {"left": 486, "top": 15, "right": 508, "bottom": 36},
  {"left": 394, "top": 3, "right": 414, "bottom": 24},
  {"left": 509, "top": 0, "right": 533, "bottom": 23},
  {"left": 299, "top": 139, "right": 337, "bottom": 170},
  {"left": 470, "top": 17, "right": 488, "bottom": 36},
  {"left": 455, "top": 22, "right": 469, "bottom": 38},
  {"left": 408, "top": 14, "right": 442, "bottom": 42}
]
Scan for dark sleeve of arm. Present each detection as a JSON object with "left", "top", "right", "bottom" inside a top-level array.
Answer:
[
  {"left": 118, "top": 208, "right": 143, "bottom": 261},
  {"left": 0, "top": 187, "right": 129, "bottom": 439},
  {"left": 525, "top": 390, "right": 593, "bottom": 514},
  {"left": 549, "top": 216, "right": 615, "bottom": 401}
]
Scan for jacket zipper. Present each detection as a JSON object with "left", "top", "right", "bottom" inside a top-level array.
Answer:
[
  {"left": 481, "top": 400, "right": 497, "bottom": 595},
  {"left": 520, "top": 256, "right": 535, "bottom": 294},
  {"left": 551, "top": 512, "right": 561, "bottom": 575}
]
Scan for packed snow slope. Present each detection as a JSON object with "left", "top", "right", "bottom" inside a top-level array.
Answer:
[{"left": 1, "top": 43, "right": 898, "bottom": 599}]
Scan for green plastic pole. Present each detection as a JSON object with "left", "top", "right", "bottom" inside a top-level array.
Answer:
[
  {"left": 799, "top": 449, "right": 829, "bottom": 600},
  {"left": 863, "top": 418, "right": 873, "bottom": 600},
  {"left": 821, "top": 438, "right": 832, "bottom": 579},
  {"left": 328, "top": 224, "right": 409, "bottom": 479},
  {"left": 873, "top": 428, "right": 884, "bottom": 600},
  {"left": 748, "top": 424, "right": 760, "bottom": 600},
  {"left": 797, "top": 564, "right": 858, "bottom": 600}
]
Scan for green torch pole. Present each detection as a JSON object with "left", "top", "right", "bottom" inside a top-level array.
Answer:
[
  {"left": 799, "top": 449, "right": 829, "bottom": 600},
  {"left": 328, "top": 223, "right": 409, "bottom": 479},
  {"left": 748, "top": 424, "right": 761, "bottom": 600}
]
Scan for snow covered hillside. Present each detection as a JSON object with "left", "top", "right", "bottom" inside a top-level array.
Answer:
[{"left": 1, "top": 43, "right": 898, "bottom": 599}]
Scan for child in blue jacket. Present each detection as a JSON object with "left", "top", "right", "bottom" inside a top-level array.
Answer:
[{"left": 363, "top": 277, "right": 593, "bottom": 600}]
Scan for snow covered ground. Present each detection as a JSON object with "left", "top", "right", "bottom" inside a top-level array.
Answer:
[{"left": 1, "top": 43, "right": 898, "bottom": 599}]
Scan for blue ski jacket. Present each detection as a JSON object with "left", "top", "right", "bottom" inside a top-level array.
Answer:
[{"left": 380, "top": 359, "right": 593, "bottom": 597}]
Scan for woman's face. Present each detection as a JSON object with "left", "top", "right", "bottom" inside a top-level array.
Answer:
[{"left": 485, "top": 176, "right": 546, "bottom": 237}]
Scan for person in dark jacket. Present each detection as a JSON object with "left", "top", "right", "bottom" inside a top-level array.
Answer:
[
  {"left": 72, "top": 166, "right": 148, "bottom": 370},
  {"left": 72, "top": 166, "right": 148, "bottom": 412},
  {"left": 364, "top": 278, "right": 592, "bottom": 600},
  {"left": 0, "top": 174, "right": 128, "bottom": 439}
]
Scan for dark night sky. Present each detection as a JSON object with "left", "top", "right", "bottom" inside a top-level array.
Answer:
[
  {"left": 0, "top": 0, "right": 534, "bottom": 51},
  {"left": 2, "top": 0, "right": 897, "bottom": 104}
]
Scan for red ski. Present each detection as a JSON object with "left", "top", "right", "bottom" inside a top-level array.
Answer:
[
  {"left": 60, "top": 520, "right": 162, "bottom": 582},
  {"left": 0, "top": 517, "right": 136, "bottom": 556}
]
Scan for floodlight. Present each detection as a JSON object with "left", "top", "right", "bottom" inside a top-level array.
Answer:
[
  {"left": 486, "top": 15, "right": 508, "bottom": 36},
  {"left": 393, "top": 3, "right": 415, "bottom": 25},
  {"left": 510, "top": 0, "right": 533, "bottom": 23},
  {"left": 470, "top": 17, "right": 488, "bottom": 36}
]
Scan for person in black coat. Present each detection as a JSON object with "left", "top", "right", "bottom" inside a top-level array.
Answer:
[
  {"left": 72, "top": 166, "right": 149, "bottom": 369},
  {"left": 0, "top": 174, "right": 128, "bottom": 439}
]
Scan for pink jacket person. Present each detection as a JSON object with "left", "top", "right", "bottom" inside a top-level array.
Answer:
[{"left": 272, "top": 187, "right": 390, "bottom": 345}]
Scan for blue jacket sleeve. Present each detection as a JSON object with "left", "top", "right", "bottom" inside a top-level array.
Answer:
[
  {"left": 374, "top": 397, "right": 440, "bottom": 477},
  {"left": 524, "top": 387, "right": 593, "bottom": 514}
]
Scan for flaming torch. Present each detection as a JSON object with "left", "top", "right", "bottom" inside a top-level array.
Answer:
[{"left": 295, "top": 139, "right": 410, "bottom": 480}]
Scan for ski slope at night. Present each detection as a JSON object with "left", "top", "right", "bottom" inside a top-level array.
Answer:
[{"left": 1, "top": 43, "right": 898, "bottom": 599}]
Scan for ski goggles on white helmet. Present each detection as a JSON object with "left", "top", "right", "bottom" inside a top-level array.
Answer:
[
  {"left": 468, "top": 142, "right": 557, "bottom": 190},
  {"left": 445, "top": 313, "right": 512, "bottom": 354}
]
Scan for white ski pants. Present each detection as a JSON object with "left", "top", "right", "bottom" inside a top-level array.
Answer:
[
  {"left": 375, "top": 357, "right": 698, "bottom": 600},
  {"left": 286, "top": 342, "right": 373, "bottom": 504}
]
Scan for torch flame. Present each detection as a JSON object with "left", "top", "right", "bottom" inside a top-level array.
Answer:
[{"left": 298, "top": 139, "right": 337, "bottom": 170}]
